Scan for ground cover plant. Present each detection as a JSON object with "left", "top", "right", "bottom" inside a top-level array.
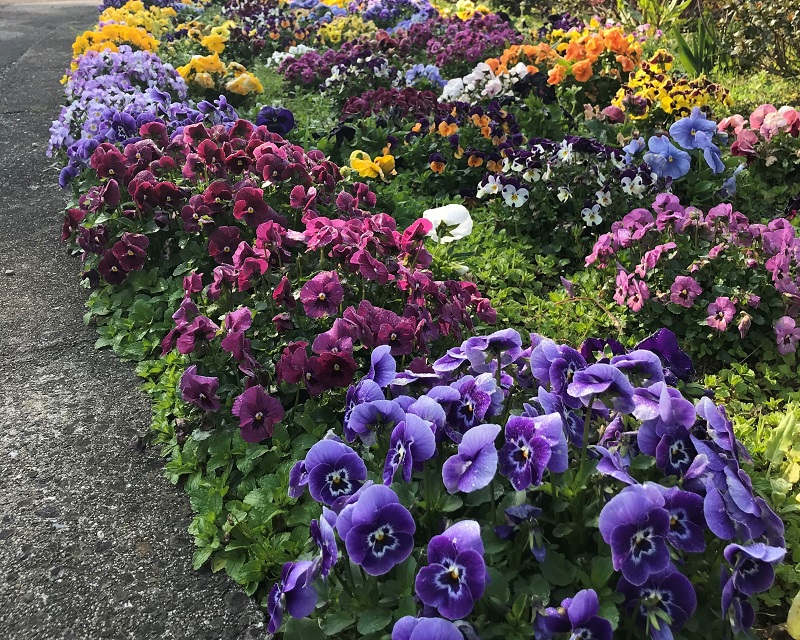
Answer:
[{"left": 49, "top": 0, "right": 800, "bottom": 637}]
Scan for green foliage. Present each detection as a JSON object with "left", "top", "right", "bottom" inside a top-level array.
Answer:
[
  {"left": 672, "top": 15, "right": 722, "bottom": 79},
  {"left": 616, "top": 0, "right": 692, "bottom": 32}
]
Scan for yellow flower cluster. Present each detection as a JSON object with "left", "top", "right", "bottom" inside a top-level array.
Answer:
[
  {"left": 72, "top": 23, "right": 159, "bottom": 57},
  {"left": 98, "top": 1, "right": 176, "bottom": 39},
  {"left": 199, "top": 20, "right": 237, "bottom": 54},
  {"left": 612, "top": 49, "right": 732, "bottom": 119},
  {"left": 177, "top": 54, "right": 263, "bottom": 95},
  {"left": 431, "top": 0, "right": 490, "bottom": 20},
  {"left": 317, "top": 15, "right": 377, "bottom": 46},
  {"left": 319, "top": 0, "right": 349, "bottom": 7},
  {"left": 349, "top": 150, "right": 396, "bottom": 181}
]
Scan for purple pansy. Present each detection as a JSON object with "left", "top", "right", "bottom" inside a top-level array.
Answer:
[
  {"left": 598, "top": 483, "right": 671, "bottom": 585},
  {"left": 299, "top": 271, "right": 344, "bottom": 318},
  {"left": 311, "top": 507, "right": 338, "bottom": 580},
  {"left": 669, "top": 275, "right": 702, "bottom": 309},
  {"left": 391, "top": 616, "right": 462, "bottom": 640},
  {"left": 498, "top": 413, "right": 567, "bottom": 490},
  {"left": 440, "top": 374, "right": 502, "bottom": 443},
  {"left": 775, "top": 316, "right": 800, "bottom": 354},
  {"left": 442, "top": 423, "right": 500, "bottom": 494},
  {"left": 305, "top": 439, "right": 367, "bottom": 506},
  {"left": 618, "top": 566, "right": 697, "bottom": 640},
  {"left": 462, "top": 328, "right": 523, "bottom": 373},
  {"left": 610, "top": 350, "right": 664, "bottom": 387},
  {"left": 350, "top": 399, "right": 406, "bottom": 447},
  {"left": 343, "top": 379, "right": 385, "bottom": 443},
  {"left": 179, "top": 365, "right": 220, "bottom": 412},
  {"left": 659, "top": 487, "right": 706, "bottom": 553},
  {"left": 366, "top": 344, "right": 397, "bottom": 387},
  {"left": 706, "top": 296, "right": 736, "bottom": 332},
  {"left": 266, "top": 560, "right": 318, "bottom": 634},
  {"left": 635, "top": 328, "right": 695, "bottom": 382},
  {"left": 723, "top": 543, "right": 785, "bottom": 596},
  {"left": 534, "top": 589, "right": 612, "bottom": 640},
  {"left": 668, "top": 107, "right": 718, "bottom": 150},
  {"left": 567, "top": 363, "right": 636, "bottom": 414},
  {"left": 231, "top": 385, "right": 285, "bottom": 443},
  {"left": 415, "top": 521, "right": 487, "bottom": 620},
  {"left": 343, "top": 484, "right": 415, "bottom": 576},
  {"left": 384, "top": 414, "right": 436, "bottom": 484},
  {"left": 644, "top": 135, "right": 691, "bottom": 180}
]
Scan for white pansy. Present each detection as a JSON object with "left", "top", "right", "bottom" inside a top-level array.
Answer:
[
  {"left": 523, "top": 167, "right": 541, "bottom": 183},
  {"left": 556, "top": 140, "right": 573, "bottom": 164},
  {"left": 582, "top": 204, "right": 603, "bottom": 226},
  {"left": 422, "top": 204, "right": 473, "bottom": 243},
  {"left": 596, "top": 190, "right": 612, "bottom": 207},
  {"left": 501, "top": 185, "right": 530, "bottom": 208},
  {"left": 557, "top": 186, "right": 571, "bottom": 202}
]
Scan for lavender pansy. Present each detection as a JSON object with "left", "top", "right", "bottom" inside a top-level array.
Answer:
[
  {"left": 498, "top": 413, "right": 567, "bottom": 490},
  {"left": 391, "top": 616, "right": 462, "bottom": 640},
  {"left": 442, "top": 423, "right": 500, "bottom": 494},
  {"left": 723, "top": 543, "right": 785, "bottom": 596},
  {"left": 267, "top": 560, "right": 317, "bottom": 634},
  {"left": 366, "top": 344, "right": 397, "bottom": 388},
  {"left": 567, "top": 363, "right": 636, "bottom": 414},
  {"left": 384, "top": 413, "right": 436, "bottom": 484},
  {"left": 305, "top": 439, "right": 367, "bottom": 506},
  {"left": 311, "top": 508, "right": 338, "bottom": 580},
  {"left": 350, "top": 399, "right": 406, "bottom": 447}
]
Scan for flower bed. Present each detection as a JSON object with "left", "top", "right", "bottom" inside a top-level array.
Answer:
[{"left": 51, "top": 0, "right": 800, "bottom": 637}]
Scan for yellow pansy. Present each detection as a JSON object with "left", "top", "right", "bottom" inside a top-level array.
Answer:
[
  {"left": 349, "top": 151, "right": 396, "bottom": 181},
  {"left": 201, "top": 33, "right": 227, "bottom": 54},
  {"left": 226, "top": 72, "right": 264, "bottom": 95}
]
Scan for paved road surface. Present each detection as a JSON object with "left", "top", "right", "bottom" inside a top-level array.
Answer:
[{"left": 0, "top": 4, "right": 264, "bottom": 639}]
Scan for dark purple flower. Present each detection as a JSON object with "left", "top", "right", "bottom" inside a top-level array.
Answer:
[
  {"left": 384, "top": 414, "right": 436, "bottom": 484},
  {"left": 659, "top": 487, "right": 706, "bottom": 553},
  {"left": 207, "top": 226, "right": 242, "bottom": 265},
  {"left": 300, "top": 271, "right": 344, "bottom": 318},
  {"left": 344, "top": 484, "right": 415, "bottom": 576},
  {"left": 176, "top": 315, "right": 219, "bottom": 355},
  {"left": 311, "top": 507, "right": 338, "bottom": 580},
  {"left": 231, "top": 385, "right": 284, "bottom": 443},
  {"left": 440, "top": 374, "right": 502, "bottom": 442},
  {"left": 255, "top": 106, "right": 295, "bottom": 136},
  {"left": 267, "top": 560, "right": 317, "bottom": 634},
  {"left": 618, "top": 566, "right": 696, "bottom": 640},
  {"left": 567, "top": 363, "right": 636, "bottom": 414},
  {"left": 535, "top": 589, "right": 612, "bottom": 640},
  {"left": 307, "top": 351, "right": 358, "bottom": 394},
  {"left": 498, "top": 414, "right": 567, "bottom": 491},
  {"left": 462, "top": 328, "right": 523, "bottom": 373},
  {"left": 221, "top": 307, "right": 253, "bottom": 361},
  {"left": 415, "top": 520, "right": 487, "bottom": 620},
  {"left": 110, "top": 232, "right": 150, "bottom": 271},
  {"left": 442, "top": 423, "right": 500, "bottom": 494},
  {"left": 635, "top": 329, "right": 694, "bottom": 382},
  {"left": 598, "top": 483, "right": 671, "bottom": 585},
  {"left": 305, "top": 439, "right": 367, "bottom": 506},
  {"left": 530, "top": 339, "right": 587, "bottom": 409},
  {"left": 97, "top": 251, "right": 127, "bottom": 284},
  {"left": 723, "top": 543, "right": 785, "bottom": 596},
  {"left": 391, "top": 617, "right": 462, "bottom": 640},
  {"left": 179, "top": 365, "right": 220, "bottom": 412}
]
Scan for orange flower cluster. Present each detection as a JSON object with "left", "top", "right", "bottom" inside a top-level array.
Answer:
[{"left": 546, "top": 24, "right": 642, "bottom": 85}]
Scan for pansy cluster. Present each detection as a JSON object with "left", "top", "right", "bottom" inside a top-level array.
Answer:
[
  {"left": 269, "top": 327, "right": 784, "bottom": 638},
  {"left": 586, "top": 193, "right": 800, "bottom": 358}
]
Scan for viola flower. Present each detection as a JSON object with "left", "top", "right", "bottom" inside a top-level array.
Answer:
[
  {"left": 233, "top": 186, "right": 279, "bottom": 227},
  {"left": 97, "top": 251, "right": 127, "bottom": 285},
  {"left": 366, "top": 344, "right": 397, "bottom": 388},
  {"left": 422, "top": 204, "right": 473, "bottom": 243},
  {"left": 391, "top": 617, "right": 462, "bottom": 640},
  {"left": 669, "top": 275, "right": 702, "bottom": 308},
  {"left": 723, "top": 543, "right": 785, "bottom": 596},
  {"left": 721, "top": 572, "right": 756, "bottom": 635},
  {"left": 502, "top": 184, "right": 529, "bottom": 208},
  {"left": 635, "top": 328, "right": 695, "bottom": 382},
  {"left": 343, "top": 484, "right": 415, "bottom": 576},
  {"left": 438, "top": 373, "right": 501, "bottom": 441},
  {"left": 221, "top": 307, "right": 253, "bottom": 361},
  {"left": 659, "top": 487, "right": 706, "bottom": 553},
  {"left": 415, "top": 520, "right": 487, "bottom": 620},
  {"left": 567, "top": 363, "right": 636, "bottom": 414},
  {"left": 499, "top": 413, "right": 568, "bottom": 490},
  {"left": 669, "top": 107, "right": 718, "bottom": 150},
  {"left": 706, "top": 296, "right": 736, "bottom": 331},
  {"left": 535, "top": 589, "right": 612, "bottom": 640},
  {"left": 384, "top": 414, "right": 437, "bottom": 484},
  {"left": 305, "top": 439, "right": 367, "bottom": 506},
  {"left": 350, "top": 399, "right": 406, "bottom": 447},
  {"left": 462, "top": 328, "right": 523, "bottom": 373},
  {"left": 310, "top": 351, "right": 358, "bottom": 392},
  {"left": 775, "top": 316, "right": 800, "bottom": 354},
  {"left": 207, "top": 226, "right": 242, "bottom": 265},
  {"left": 643, "top": 135, "right": 691, "bottom": 180},
  {"left": 299, "top": 271, "right": 344, "bottom": 318},
  {"left": 610, "top": 350, "right": 664, "bottom": 387},
  {"left": 176, "top": 315, "right": 219, "bottom": 355},
  {"left": 310, "top": 508, "right": 338, "bottom": 580},
  {"left": 179, "top": 365, "right": 220, "bottom": 412},
  {"left": 582, "top": 204, "right": 603, "bottom": 226},
  {"left": 255, "top": 106, "right": 295, "bottom": 136},
  {"left": 442, "top": 423, "right": 500, "bottom": 494},
  {"left": 231, "top": 385, "right": 285, "bottom": 443},
  {"left": 267, "top": 561, "right": 317, "bottom": 634},
  {"left": 110, "top": 233, "right": 149, "bottom": 271},
  {"left": 618, "top": 566, "right": 696, "bottom": 640},
  {"left": 598, "top": 483, "right": 671, "bottom": 585}
]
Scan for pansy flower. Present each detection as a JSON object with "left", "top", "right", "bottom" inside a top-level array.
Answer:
[
  {"left": 231, "top": 385, "right": 284, "bottom": 443},
  {"left": 299, "top": 271, "right": 344, "bottom": 318},
  {"left": 415, "top": 520, "right": 487, "bottom": 620},
  {"left": 498, "top": 413, "right": 567, "bottom": 490},
  {"left": 618, "top": 566, "right": 697, "bottom": 640},
  {"left": 534, "top": 589, "right": 612, "bottom": 640},
  {"left": 383, "top": 413, "right": 436, "bottom": 484},
  {"left": 267, "top": 561, "right": 317, "bottom": 634},
  {"left": 442, "top": 423, "right": 500, "bottom": 494},
  {"left": 391, "top": 617, "right": 462, "bottom": 640},
  {"left": 179, "top": 365, "right": 220, "bottom": 412},
  {"left": 310, "top": 507, "right": 338, "bottom": 580},
  {"left": 304, "top": 439, "right": 367, "bottom": 506},
  {"left": 343, "top": 484, "right": 415, "bottom": 576}
]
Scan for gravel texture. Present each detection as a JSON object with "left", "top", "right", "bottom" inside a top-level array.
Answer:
[{"left": 0, "top": 4, "right": 265, "bottom": 639}]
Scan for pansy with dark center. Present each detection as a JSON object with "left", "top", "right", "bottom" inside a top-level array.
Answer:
[
  {"left": 658, "top": 487, "right": 706, "bottom": 553},
  {"left": 383, "top": 413, "right": 436, "bottom": 484},
  {"left": 231, "top": 385, "right": 285, "bottom": 443},
  {"left": 415, "top": 520, "right": 487, "bottom": 620},
  {"left": 179, "top": 365, "right": 220, "bottom": 412},
  {"left": 299, "top": 270, "right": 344, "bottom": 318},
  {"left": 342, "top": 379, "right": 384, "bottom": 443},
  {"left": 498, "top": 413, "right": 567, "bottom": 490},
  {"left": 441, "top": 373, "right": 500, "bottom": 442},
  {"left": 598, "top": 483, "right": 671, "bottom": 585},
  {"left": 343, "top": 484, "right": 415, "bottom": 576},
  {"left": 618, "top": 566, "right": 697, "bottom": 640},
  {"left": 723, "top": 543, "right": 785, "bottom": 596},
  {"left": 304, "top": 439, "right": 367, "bottom": 506}
]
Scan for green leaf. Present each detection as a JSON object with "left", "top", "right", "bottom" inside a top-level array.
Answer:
[
  {"left": 356, "top": 609, "right": 392, "bottom": 635},
  {"left": 285, "top": 617, "right": 325, "bottom": 640},
  {"left": 590, "top": 556, "right": 615, "bottom": 588},
  {"left": 191, "top": 545, "right": 214, "bottom": 570},
  {"left": 321, "top": 611, "right": 355, "bottom": 635},
  {"left": 540, "top": 551, "right": 578, "bottom": 586}
]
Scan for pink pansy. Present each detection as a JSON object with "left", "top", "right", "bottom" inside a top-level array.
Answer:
[{"left": 749, "top": 104, "right": 777, "bottom": 130}]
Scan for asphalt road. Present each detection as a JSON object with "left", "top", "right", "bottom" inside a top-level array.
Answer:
[{"left": 0, "top": 4, "right": 265, "bottom": 639}]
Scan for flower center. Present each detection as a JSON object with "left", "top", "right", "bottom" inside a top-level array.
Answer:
[
  {"left": 255, "top": 412, "right": 263, "bottom": 421},
  {"left": 318, "top": 292, "right": 327, "bottom": 301}
]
